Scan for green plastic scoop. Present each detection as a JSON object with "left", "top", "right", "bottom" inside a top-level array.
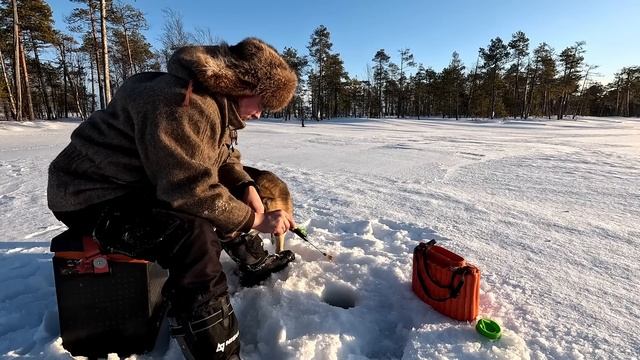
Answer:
[{"left": 475, "top": 319, "right": 502, "bottom": 340}]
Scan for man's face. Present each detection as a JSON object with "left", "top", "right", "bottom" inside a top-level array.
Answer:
[{"left": 237, "top": 95, "right": 263, "bottom": 120}]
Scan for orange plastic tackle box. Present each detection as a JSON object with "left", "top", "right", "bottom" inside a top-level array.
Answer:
[{"left": 412, "top": 240, "right": 480, "bottom": 321}]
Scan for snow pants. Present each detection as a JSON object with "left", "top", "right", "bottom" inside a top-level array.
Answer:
[{"left": 52, "top": 167, "right": 290, "bottom": 360}]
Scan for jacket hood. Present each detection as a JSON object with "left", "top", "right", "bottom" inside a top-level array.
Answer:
[{"left": 167, "top": 38, "right": 298, "bottom": 111}]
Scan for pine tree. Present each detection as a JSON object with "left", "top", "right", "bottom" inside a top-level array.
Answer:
[
  {"left": 109, "top": 1, "right": 148, "bottom": 77},
  {"left": 109, "top": 29, "right": 155, "bottom": 86},
  {"left": 281, "top": 47, "right": 308, "bottom": 124},
  {"left": 99, "top": 0, "right": 111, "bottom": 104},
  {"left": 479, "top": 37, "right": 509, "bottom": 118},
  {"left": 385, "top": 62, "right": 400, "bottom": 116},
  {"left": 397, "top": 48, "right": 415, "bottom": 118},
  {"left": 9, "top": 0, "right": 21, "bottom": 120},
  {"left": 324, "top": 53, "right": 346, "bottom": 118},
  {"left": 67, "top": 0, "right": 106, "bottom": 109},
  {"left": 613, "top": 66, "right": 640, "bottom": 117},
  {"left": 1, "top": 0, "right": 56, "bottom": 119},
  {"left": 441, "top": 51, "right": 466, "bottom": 119},
  {"left": 372, "top": 49, "right": 390, "bottom": 118},
  {"left": 307, "top": 25, "right": 333, "bottom": 120},
  {"left": 573, "top": 64, "right": 598, "bottom": 118},
  {"left": 507, "top": 31, "right": 529, "bottom": 118},
  {"left": 0, "top": 43, "right": 17, "bottom": 119},
  {"left": 467, "top": 55, "right": 481, "bottom": 118},
  {"left": 530, "top": 42, "right": 556, "bottom": 118},
  {"left": 556, "top": 41, "right": 585, "bottom": 119}
]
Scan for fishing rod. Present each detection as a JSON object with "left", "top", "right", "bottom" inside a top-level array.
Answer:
[{"left": 291, "top": 227, "right": 333, "bottom": 261}]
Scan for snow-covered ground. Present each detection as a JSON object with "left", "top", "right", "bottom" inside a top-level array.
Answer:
[{"left": 1, "top": 116, "right": 639, "bottom": 360}]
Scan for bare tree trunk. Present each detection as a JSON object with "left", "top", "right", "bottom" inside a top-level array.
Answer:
[
  {"left": 12, "top": 0, "right": 21, "bottom": 121},
  {"left": 89, "top": 1, "right": 105, "bottom": 109},
  {"left": 574, "top": 66, "right": 594, "bottom": 119},
  {"left": 45, "top": 69, "right": 58, "bottom": 118},
  {"left": 525, "top": 73, "right": 536, "bottom": 119},
  {"left": 123, "top": 26, "right": 134, "bottom": 76},
  {"left": 543, "top": 89, "right": 549, "bottom": 119},
  {"left": 625, "top": 70, "right": 631, "bottom": 117},
  {"left": 522, "top": 75, "right": 529, "bottom": 119},
  {"left": 100, "top": 0, "right": 111, "bottom": 105},
  {"left": 490, "top": 70, "right": 497, "bottom": 119},
  {"left": 19, "top": 37, "right": 35, "bottom": 120},
  {"left": 626, "top": 85, "right": 631, "bottom": 117},
  {"left": 59, "top": 41, "right": 69, "bottom": 118},
  {"left": 29, "top": 31, "right": 53, "bottom": 119},
  {"left": 468, "top": 57, "right": 479, "bottom": 118},
  {"left": 513, "top": 58, "right": 520, "bottom": 119},
  {"left": 89, "top": 52, "right": 96, "bottom": 112},
  {"left": 75, "top": 56, "right": 88, "bottom": 119},
  {"left": 557, "top": 91, "right": 565, "bottom": 120},
  {"left": 67, "top": 71, "right": 85, "bottom": 120},
  {"left": 614, "top": 77, "right": 621, "bottom": 116},
  {"left": 455, "top": 89, "right": 459, "bottom": 120},
  {"left": 0, "top": 46, "right": 17, "bottom": 120}
]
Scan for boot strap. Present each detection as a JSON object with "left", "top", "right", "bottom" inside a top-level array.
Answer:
[{"left": 170, "top": 304, "right": 234, "bottom": 336}]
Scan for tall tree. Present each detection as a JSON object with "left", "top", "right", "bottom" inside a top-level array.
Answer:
[
  {"left": 573, "top": 64, "right": 598, "bottom": 118},
  {"left": 614, "top": 66, "right": 640, "bottom": 117},
  {"left": 467, "top": 54, "right": 481, "bottom": 118},
  {"left": 99, "top": 0, "right": 110, "bottom": 104},
  {"left": 508, "top": 31, "right": 529, "bottom": 118},
  {"left": 109, "top": 1, "right": 147, "bottom": 76},
  {"left": 441, "top": 51, "right": 466, "bottom": 119},
  {"left": 159, "top": 8, "right": 191, "bottom": 68},
  {"left": 54, "top": 31, "right": 71, "bottom": 118},
  {"left": 109, "top": 29, "right": 156, "bottom": 85},
  {"left": 67, "top": 0, "right": 105, "bottom": 109},
  {"left": 397, "top": 48, "right": 415, "bottom": 118},
  {"left": 0, "top": 44, "right": 17, "bottom": 119},
  {"left": 18, "top": 34, "right": 34, "bottom": 120},
  {"left": 479, "top": 37, "right": 510, "bottom": 118},
  {"left": 556, "top": 41, "right": 585, "bottom": 119},
  {"left": 307, "top": 25, "right": 333, "bottom": 120},
  {"left": 372, "top": 49, "right": 390, "bottom": 118},
  {"left": 324, "top": 53, "right": 346, "bottom": 118},
  {"left": 7, "top": 0, "right": 57, "bottom": 119},
  {"left": 530, "top": 42, "right": 556, "bottom": 118},
  {"left": 281, "top": 47, "right": 308, "bottom": 124},
  {"left": 10, "top": 0, "right": 19, "bottom": 120}
]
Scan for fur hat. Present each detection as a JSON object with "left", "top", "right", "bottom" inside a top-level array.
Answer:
[{"left": 167, "top": 38, "right": 297, "bottom": 111}]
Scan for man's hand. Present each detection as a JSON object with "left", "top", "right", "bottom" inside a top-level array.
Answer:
[
  {"left": 243, "top": 186, "right": 264, "bottom": 213},
  {"left": 252, "top": 210, "right": 296, "bottom": 236}
]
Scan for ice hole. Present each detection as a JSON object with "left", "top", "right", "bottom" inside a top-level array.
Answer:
[{"left": 321, "top": 282, "right": 358, "bottom": 309}]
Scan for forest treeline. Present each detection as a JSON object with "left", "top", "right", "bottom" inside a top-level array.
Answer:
[{"left": 1, "top": 0, "right": 638, "bottom": 122}]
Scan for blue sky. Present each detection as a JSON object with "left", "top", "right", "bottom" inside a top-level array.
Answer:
[{"left": 48, "top": 0, "right": 639, "bottom": 83}]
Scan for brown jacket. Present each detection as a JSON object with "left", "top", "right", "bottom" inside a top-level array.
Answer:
[{"left": 47, "top": 38, "right": 297, "bottom": 236}]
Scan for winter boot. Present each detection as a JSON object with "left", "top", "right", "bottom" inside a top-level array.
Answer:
[
  {"left": 222, "top": 232, "right": 295, "bottom": 286},
  {"left": 239, "top": 249, "right": 295, "bottom": 286},
  {"left": 169, "top": 294, "right": 241, "bottom": 360}
]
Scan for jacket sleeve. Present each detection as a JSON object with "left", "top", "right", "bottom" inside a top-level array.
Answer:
[
  {"left": 218, "top": 147, "right": 255, "bottom": 195},
  {"left": 135, "top": 93, "right": 254, "bottom": 237}
]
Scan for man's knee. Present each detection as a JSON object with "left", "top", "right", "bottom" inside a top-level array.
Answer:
[{"left": 93, "top": 207, "right": 193, "bottom": 264}]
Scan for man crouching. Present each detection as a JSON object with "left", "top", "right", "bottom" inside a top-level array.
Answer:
[{"left": 47, "top": 38, "right": 298, "bottom": 360}]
